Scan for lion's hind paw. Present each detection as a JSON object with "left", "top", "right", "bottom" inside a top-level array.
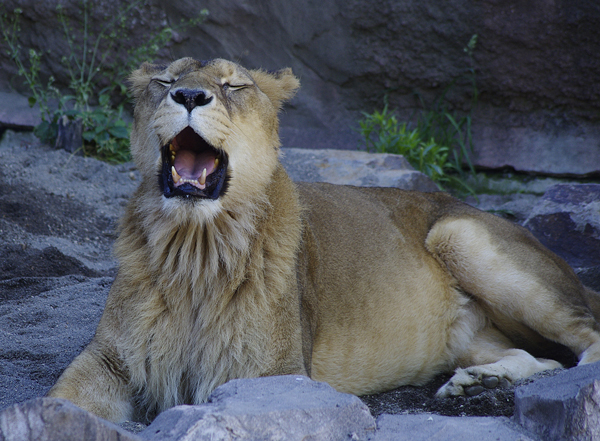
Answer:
[{"left": 435, "top": 367, "right": 511, "bottom": 398}]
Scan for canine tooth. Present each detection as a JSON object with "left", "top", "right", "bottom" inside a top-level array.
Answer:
[
  {"left": 199, "top": 168, "right": 207, "bottom": 186},
  {"left": 171, "top": 166, "right": 181, "bottom": 183}
]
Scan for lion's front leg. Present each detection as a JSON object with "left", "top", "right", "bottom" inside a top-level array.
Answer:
[
  {"left": 436, "top": 326, "right": 562, "bottom": 398},
  {"left": 436, "top": 352, "right": 562, "bottom": 398},
  {"left": 47, "top": 339, "right": 133, "bottom": 423}
]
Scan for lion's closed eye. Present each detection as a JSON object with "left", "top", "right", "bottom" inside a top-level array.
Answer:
[
  {"left": 222, "top": 82, "right": 250, "bottom": 91},
  {"left": 153, "top": 78, "right": 175, "bottom": 87}
]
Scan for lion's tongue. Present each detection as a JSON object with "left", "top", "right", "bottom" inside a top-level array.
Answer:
[{"left": 174, "top": 150, "right": 217, "bottom": 180}]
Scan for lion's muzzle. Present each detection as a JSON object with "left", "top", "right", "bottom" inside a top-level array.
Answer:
[{"left": 160, "top": 126, "right": 229, "bottom": 200}]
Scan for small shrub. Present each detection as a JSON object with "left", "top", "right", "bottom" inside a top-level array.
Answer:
[
  {"left": 1, "top": 2, "right": 208, "bottom": 163},
  {"left": 358, "top": 104, "right": 472, "bottom": 192}
]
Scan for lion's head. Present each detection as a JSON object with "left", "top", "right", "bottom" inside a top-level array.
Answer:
[{"left": 128, "top": 58, "right": 299, "bottom": 213}]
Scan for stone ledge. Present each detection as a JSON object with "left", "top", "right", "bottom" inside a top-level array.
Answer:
[
  {"left": 280, "top": 147, "right": 440, "bottom": 192},
  {"left": 0, "top": 92, "right": 41, "bottom": 130},
  {"left": 471, "top": 119, "right": 600, "bottom": 177}
]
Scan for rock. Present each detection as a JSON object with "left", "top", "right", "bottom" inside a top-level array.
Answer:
[
  {"left": 524, "top": 184, "right": 600, "bottom": 269},
  {"left": 369, "top": 413, "right": 535, "bottom": 441},
  {"left": 280, "top": 148, "right": 439, "bottom": 192},
  {"left": 514, "top": 360, "right": 600, "bottom": 441},
  {"left": 0, "top": 397, "right": 142, "bottom": 441},
  {"left": 170, "top": 0, "right": 600, "bottom": 175},
  {"left": 462, "top": 173, "right": 565, "bottom": 224},
  {"left": 139, "top": 375, "right": 376, "bottom": 441},
  {"left": 471, "top": 118, "right": 600, "bottom": 176},
  {"left": 0, "top": 92, "right": 41, "bottom": 130},
  {"left": 120, "top": 421, "right": 148, "bottom": 434}
]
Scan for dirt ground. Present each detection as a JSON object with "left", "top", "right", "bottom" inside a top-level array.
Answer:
[{"left": 360, "top": 366, "right": 575, "bottom": 418}]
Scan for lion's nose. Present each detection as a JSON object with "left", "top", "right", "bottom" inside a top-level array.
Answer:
[{"left": 171, "top": 89, "right": 213, "bottom": 113}]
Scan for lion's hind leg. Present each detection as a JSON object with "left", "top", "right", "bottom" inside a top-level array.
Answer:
[
  {"left": 426, "top": 213, "right": 600, "bottom": 395},
  {"left": 436, "top": 325, "right": 561, "bottom": 397}
]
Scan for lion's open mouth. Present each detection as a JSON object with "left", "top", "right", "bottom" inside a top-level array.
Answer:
[{"left": 160, "top": 127, "right": 229, "bottom": 199}]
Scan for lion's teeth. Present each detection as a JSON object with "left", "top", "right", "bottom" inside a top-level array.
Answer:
[
  {"left": 169, "top": 143, "right": 177, "bottom": 163},
  {"left": 214, "top": 158, "right": 219, "bottom": 168},
  {"left": 171, "top": 166, "right": 181, "bottom": 184},
  {"left": 199, "top": 168, "right": 207, "bottom": 186}
]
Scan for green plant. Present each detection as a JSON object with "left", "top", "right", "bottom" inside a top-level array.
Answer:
[
  {"left": 80, "top": 89, "right": 130, "bottom": 162},
  {"left": 358, "top": 35, "right": 478, "bottom": 194},
  {"left": 1, "top": 2, "right": 208, "bottom": 163},
  {"left": 0, "top": 9, "right": 61, "bottom": 133},
  {"left": 358, "top": 104, "right": 471, "bottom": 191}
]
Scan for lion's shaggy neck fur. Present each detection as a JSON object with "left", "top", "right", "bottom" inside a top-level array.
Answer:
[
  {"left": 112, "top": 167, "right": 303, "bottom": 415},
  {"left": 138, "top": 185, "right": 267, "bottom": 302}
]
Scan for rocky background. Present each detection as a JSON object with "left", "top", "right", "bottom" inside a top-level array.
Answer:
[{"left": 1, "top": 0, "right": 600, "bottom": 175}]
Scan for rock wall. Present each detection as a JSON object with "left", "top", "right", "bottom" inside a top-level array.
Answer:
[{"left": 1, "top": 0, "right": 599, "bottom": 175}]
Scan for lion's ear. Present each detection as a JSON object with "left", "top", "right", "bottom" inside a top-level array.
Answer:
[
  {"left": 128, "top": 62, "right": 165, "bottom": 100},
  {"left": 250, "top": 68, "right": 300, "bottom": 111}
]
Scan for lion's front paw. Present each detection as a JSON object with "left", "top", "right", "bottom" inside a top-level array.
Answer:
[{"left": 435, "top": 367, "right": 511, "bottom": 398}]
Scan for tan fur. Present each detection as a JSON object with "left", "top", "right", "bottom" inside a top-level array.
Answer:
[{"left": 48, "top": 58, "right": 600, "bottom": 422}]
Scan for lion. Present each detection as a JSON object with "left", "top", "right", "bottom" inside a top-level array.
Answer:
[{"left": 48, "top": 58, "right": 600, "bottom": 423}]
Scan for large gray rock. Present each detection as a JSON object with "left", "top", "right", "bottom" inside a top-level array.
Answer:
[
  {"left": 514, "top": 361, "right": 600, "bottom": 441},
  {"left": 523, "top": 184, "right": 600, "bottom": 274},
  {"left": 1, "top": 0, "right": 599, "bottom": 174},
  {"left": 0, "top": 92, "right": 41, "bottom": 130},
  {"left": 0, "top": 397, "right": 142, "bottom": 441},
  {"left": 140, "top": 376, "right": 376, "bottom": 441},
  {"left": 280, "top": 148, "right": 439, "bottom": 192}
]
